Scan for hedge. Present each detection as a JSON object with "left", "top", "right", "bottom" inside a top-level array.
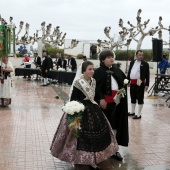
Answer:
[
  {"left": 46, "top": 46, "right": 64, "bottom": 58},
  {"left": 115, "top": 50, "right": 169, "bottom": 61}
]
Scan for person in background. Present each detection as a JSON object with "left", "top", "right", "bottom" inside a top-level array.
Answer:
[
  {"left": 54, "top": 53, "right": 61, "bottom": 70},
  {"left": 127, "top": 50, "right": 150, "bottom": 119},
  {"left": 34, "top": 52, "right": 41, "bottom": 68},
  {"left": 0, "top": 55, "right": 14, "bottom": 107},
  {"left": 67, "top": 55, "right": 77, "bottom": 72},
  {"left": 58, "top": 56, "right": 67, "bottom": 70},
  {"left": 48, "top": 55, "right": 53, "bottom": 70},
  {"left": 158, "top": 54, "right": 169, "bottom": 75},
  {"left": 23, "top": 54, "right": 31, "bottom": 79},
  {"left": 41, "top": 51, "right": 52, "bottom": 86},
  {"left": 33, "top": 52, "right": 41, "bottom": 80}
]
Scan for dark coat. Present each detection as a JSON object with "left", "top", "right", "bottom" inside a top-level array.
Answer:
[
  {"left": 127, "top": 60, "right": 150, "bottom": 86},
  {"left": 34, "top": 56, "right": 41, "bottom": 67},
  {"left": 54, "top": 57, "right": 61, "bottom": 70},
  {"left": 68, "top": 57, "right": 77, "bottom": 71},
  {"left": 57, "top": 59, "right": 67, "bottom": 70},
  {"left": 41, "top": 56, "right": 52, "bottom": 78},
  {"left": 93, "top": 65, "right": 129, "bottom": 147},
  {"left": 49, "top": 57, "right": 53, "bottom": 70}
]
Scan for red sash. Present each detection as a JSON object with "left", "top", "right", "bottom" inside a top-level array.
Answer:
[
  {"left": 104, "top": 90, "right": 118, "bottom": 103},
  {"left": 130, "top": 79, "right": 145, "bottom": 84}
]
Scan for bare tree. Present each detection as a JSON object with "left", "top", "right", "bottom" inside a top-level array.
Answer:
[
  {"left": 119, "top": 9, "right": 162, "bottom": 51},
  {"left": 97, "top": 26, "right": 131, "bottom": 54}
]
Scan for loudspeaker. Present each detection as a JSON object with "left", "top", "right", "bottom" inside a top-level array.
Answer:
[{"left": 152, "top": 38, "right": 162, "bottom": 62}]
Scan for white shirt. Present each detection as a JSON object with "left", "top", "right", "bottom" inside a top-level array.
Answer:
[
  {"left": 68, "top": 59, "right": 71, "bottom": 66},
  {"left": 111, "top": 76, "right": 119, "bottom": 90},
  {"left": 1, "top": 61, "right": 14, "bottom": 71},
  {"left": 130, "top": 60, "right": 141, "bottom": 79}
]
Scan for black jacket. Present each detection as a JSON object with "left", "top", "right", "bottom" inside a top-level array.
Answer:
[
  {"left": 93, "top": 65, "right": 129, "bottom": 146},
  {"left": 34, "top": 56, "right": 41, "bottom": 67},
  {"left": 127, "top": 60, "right": 150, "bottom": 86},
  {"left": 68, "top": 57, "right": 77, "bottom": 71},
  {"left": 41, "top": 56, "right": 52, "bottom": 71},
  {"left": 58, "top": 60, "right": 67, "bottom": 70}
]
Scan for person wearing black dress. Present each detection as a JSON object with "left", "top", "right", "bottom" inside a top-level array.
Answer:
[{"left": 50, "top": 61, "right": 118, "bottom": 170}]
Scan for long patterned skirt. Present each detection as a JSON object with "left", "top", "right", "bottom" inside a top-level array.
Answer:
[{"left": 50, "top": 102, "right": 119, "bottom": 167}]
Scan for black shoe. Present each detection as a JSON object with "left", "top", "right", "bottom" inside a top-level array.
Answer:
[
  {"left": 128, "top": 112, "right": 135, "bottom": 116},
  {"left": 111, "top": 152, "right": 123, "bottom": 161},
  {"left": 23, "top": 76, "right": 26, "bottom": 79},
  {"left": 133, "top": 115, "right": 142, "bottom": 119}
]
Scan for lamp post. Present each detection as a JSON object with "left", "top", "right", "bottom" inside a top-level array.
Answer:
[{"left": 125, "top": 45, "right": 129, "bottom": 74}]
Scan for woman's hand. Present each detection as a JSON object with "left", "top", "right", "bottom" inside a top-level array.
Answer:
[{"left": 100, "top": 99, "right": 107, "bottom": 109}]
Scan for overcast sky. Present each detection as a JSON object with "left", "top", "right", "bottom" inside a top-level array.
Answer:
[{"left": 1, "top": 0, "right": 170, "bottom": 50}]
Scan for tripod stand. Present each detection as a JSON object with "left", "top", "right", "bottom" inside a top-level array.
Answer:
[{"left": 148, "top": 61, "right": 159, "bottom": 96}]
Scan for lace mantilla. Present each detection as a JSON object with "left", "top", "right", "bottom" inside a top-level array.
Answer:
[{"left": 74, "top": 76, "right": 97, "bottom": 104}]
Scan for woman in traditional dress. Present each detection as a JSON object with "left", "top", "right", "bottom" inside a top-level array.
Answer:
[
  {"left": 0, "top": 56, "right": 14, "bottom": 107},
  {"left": 50, "top": 61, "right": 118, "bottom": 170}
]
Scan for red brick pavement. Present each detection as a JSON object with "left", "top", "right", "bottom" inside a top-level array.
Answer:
[{"left": 0, "top": 77, "right": 170, "bottom": 170}]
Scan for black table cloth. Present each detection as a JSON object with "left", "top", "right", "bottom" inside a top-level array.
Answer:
[{"left": 15, "top": 68, "right": 76, "bottom": 85}]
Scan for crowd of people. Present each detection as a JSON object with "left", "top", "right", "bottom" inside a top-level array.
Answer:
[
  {"left": 22, "top": 51, "right": 79, "bottom": 85},
  {"left": 0, "top": 49, "right": 169, "bottom": 169}
]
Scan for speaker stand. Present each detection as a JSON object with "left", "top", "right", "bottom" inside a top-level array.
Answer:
[{"left": 148, "top": 61, "right": 159, "bottom": 96}]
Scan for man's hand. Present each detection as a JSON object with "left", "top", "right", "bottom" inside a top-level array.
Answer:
[
  {"left": 100, "top": 99, "right": 107, "bottom": 109},
  {"left": 145, "top": 86, "right": 148, "bottom": 92},
  {"left": 45, "top": 70, "right": 48, "bottom": 73}
]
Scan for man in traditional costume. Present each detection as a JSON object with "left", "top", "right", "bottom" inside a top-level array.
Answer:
[
  {"left": 93, "top": 50, "right": 129, "bottom": 161},
  {"left": 41, "top": 51, "right": 52, "bottom": 86},
  {"left": 127, "top": 50, "right": 150, "bottom": 119}
]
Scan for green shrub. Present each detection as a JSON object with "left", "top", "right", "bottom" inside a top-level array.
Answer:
[
  {"left": 115, "top": 49, "right": 169, "bottom": 61},
  {"left": 76, "top": 54, "right": 84, "bottom": 59},
  {"left": 46, "top": 46, "right": 64, "bottom": 58},
  {"left": 113, "top": 62, "right": 122, "bottom": 68},
  {"left": 16, "top": 53, "right": 22, "bottom": 57}
]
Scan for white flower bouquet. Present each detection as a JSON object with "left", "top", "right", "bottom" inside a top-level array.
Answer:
[
  {"left": 67, "top": 68, "right": 72, "bottom": 72},
  {"left": 58, "top": 68, "right": 65, "bottom": 71},
  {"left": 62, "top": 101, "right": 85, "bottom": 138},
  {"left": 124, "top": 79, "right": 129, "bottom": 85},
  {"left": 114, "top": 79, "right": 129, "bottom": 105}
]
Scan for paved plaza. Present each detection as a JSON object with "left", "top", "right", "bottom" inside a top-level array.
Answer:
[{"left": 0, "top": 75, "right": 170, "bottom": 170}]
